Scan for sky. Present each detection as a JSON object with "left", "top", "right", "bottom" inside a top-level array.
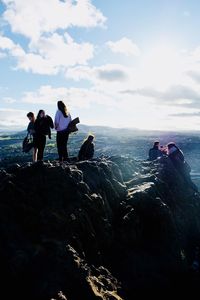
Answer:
[{"left": 1, "top": 0, "right": 200, "bottom": 131}]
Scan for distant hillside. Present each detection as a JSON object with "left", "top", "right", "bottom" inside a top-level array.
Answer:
[
  {"left": 1, "top": 125, "right": 200, "bottom": 189},
  {"left": 1, "top": 124, "right": 200, "bottom": 138}
]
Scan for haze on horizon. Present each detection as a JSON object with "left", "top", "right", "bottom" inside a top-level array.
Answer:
[{"left": 1, "top": 0, "right": 200, "bottom": 132}]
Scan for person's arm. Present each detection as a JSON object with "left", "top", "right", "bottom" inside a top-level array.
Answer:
[
  {"left": 34, "top": 119, "right": 39, "bottom": 133},
  {"left": 27, "top": 122, "right": 30, "bottom": 133},
  {"left": 46, "top": 115, "right": 54, "bottom": 129},
  {"left": 54, "top": 111, "right": 60, "bottom": 130}
]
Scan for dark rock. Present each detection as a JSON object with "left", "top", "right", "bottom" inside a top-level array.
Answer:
[{"left": 0, "top": 156, "right": 200, "bottom": 299}]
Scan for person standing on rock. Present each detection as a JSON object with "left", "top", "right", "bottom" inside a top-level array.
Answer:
[
  {"left": 26, "top": 112, "right": 37, "bottom": 162},
  {"left": 54, "top": 101, "right": 72, "bottom": 162},
  {"left": 34, "top": 110, "right": 54, "bottom": 161}
]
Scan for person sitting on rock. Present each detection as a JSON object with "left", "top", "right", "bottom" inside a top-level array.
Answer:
[
  {"left": 148, "top": 141, "right": 163, "bottom": 161},
  {"left": 166, "top": 142, "right": 185, "bottom": 169},
  {"left": 78, "top": 134, "right": 95, "bottom": 161},
  {"left": 167, "top": 142, "right": 197, "bottom": 191}
]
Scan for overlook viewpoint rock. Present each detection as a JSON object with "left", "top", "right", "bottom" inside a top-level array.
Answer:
[{"left": 0, "top": 156, "right": 200, "bottom": 299}]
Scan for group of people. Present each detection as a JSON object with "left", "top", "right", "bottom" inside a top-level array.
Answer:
[
  {"left": 149, "top": 140, "right": 198, "bottom": 191},
  {"left": 26, "top": 101, "right": 94, "bottom": 163},
  {"left": 148, "top": 141, "right": 196, "bottom": 188},
  {"left": 148, "top": 141, "right": 185, "bottom": 167}
]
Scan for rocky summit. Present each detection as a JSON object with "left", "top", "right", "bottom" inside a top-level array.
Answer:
[{"left": 0, "top": 156, "right": 200, "bottom": 299}]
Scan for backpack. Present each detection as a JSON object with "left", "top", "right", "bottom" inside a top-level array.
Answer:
[
  {"left": 22, "top": 134, "right": 34, "bottom": 153},
  {"left": 67, "top": 117, "right": 80, "bottom": 134}
]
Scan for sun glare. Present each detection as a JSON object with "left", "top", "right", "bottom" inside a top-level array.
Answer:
[{"left": 139, "top": 44, "right": 183, "bottom": 89}]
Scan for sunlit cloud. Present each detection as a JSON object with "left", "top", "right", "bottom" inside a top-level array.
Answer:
[
  {"left": 0, "top": 108, "right": 27, "bottom": 129},
  {"left": 187, "top": 70, "right": 200, "bottom": 83},
  {"left": 2, "top": 0, "right": 106, "bottom": 41},
  {"left": 0, "top": 33, "right": 94, "bottom": 74},
  {"left": 170, "top": 111, "right": 200, "bottom": 117},
  {"left": 106, "top": 37, "right": 140, "bottom": 56},
  {"left": 65, "top": 64, "right": 129, "bottom": 83},
  {"left": 21, "top": 85, "right": 116, "bottom": 109},
  {"left": 121, "top": 84, "right": 200, "bottom": 107}
]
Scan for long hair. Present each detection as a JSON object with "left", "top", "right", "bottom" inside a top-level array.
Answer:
[
  {"left": 36, "top": 110, "right": 45, "bottom": 119},
  {"left": 83, "top": 134, "right": 94, "bottom": 144},
  {"left": 167, "top": 142, "right": 178, "bottom": 149},
  {"left": 57, "top": 101, "right": 68, "bottom": 118}
]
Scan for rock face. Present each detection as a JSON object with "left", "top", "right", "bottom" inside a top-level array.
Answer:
[{"left": 0, "top": 156, "right": 200, "bottom": 299}]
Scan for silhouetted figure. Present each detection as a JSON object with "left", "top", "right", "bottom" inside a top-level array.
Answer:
[
  {"left": 54, "top": 101, "right": 72, "bottom": 162},
  {"left": 167, "top": 142, "right": 184, "bottom": 169},
  {"left": 26, "top": 112, "right": 37, "bottom": 162},
  {"left": 34, "top": 110, "right": 54, "bottom": 161},
  {"left": 78, "top": 134, "right": 94, "bottom": 161},
  {"left": 167, "top": 142, "right": 197, "bottom": 191},
  {"left": 149, "top": 141, "right": 163, "bottom": 161}
]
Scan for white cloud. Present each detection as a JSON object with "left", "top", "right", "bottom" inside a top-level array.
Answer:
[
  {"left": 121, "top": 84, "right": 200, "bottom": 107},
  {"left": 0, "top": 108, "right": 27, "bottom": 129},
  {"left": 0, "top": 33, "right": 94, "bottom": 74},
  {"left": 29, "top": 33, "right": 94, "bottom": 68},
  {"left": 106, "top": 37, "right": 140, "bottom": 56},
  {"left": 0, "top": 35, "right": 16, "bottom": 50},
  {"left": 2, "top": 0, "right": 106, "bottom": 41},
  {"left": 65, "top": 64, "right": 129, "bottom": 83},
  {"left": 0, "top": 1, "right": 103, "bottom": 75},
  {"left": 21, "top": 85, "right": 116, "bottom": 109},
  {"left": 0, "top": 52, "right": 6, "bottom": 58}
]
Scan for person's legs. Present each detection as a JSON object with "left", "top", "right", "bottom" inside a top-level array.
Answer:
[
  {"left": 37, "top": 135, "right": 46, "bottom": 160},
  {"left": 56, "top": 131, "right": 63, "bottom": 161},
  {"left": 33, "top": 147, "right": 38, "bottom": 162},
  {"left": 62, "top": 132, "right": 69, "bottom": 161}
]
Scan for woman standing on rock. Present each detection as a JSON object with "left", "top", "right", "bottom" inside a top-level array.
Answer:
[
  {"left": 54, "top": 101, "right": 72, "bottom": 162},
  {"left": 34, "top": 110, "right": 54, "bottom": 161}
]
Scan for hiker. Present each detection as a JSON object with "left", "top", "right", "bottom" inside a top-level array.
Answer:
[
  {"left": 166, "top": 142, "right": 185, "bottom": 169},
  {"left": 54, "top": 101, "right": 72, "bottom": 162},
  {"left": 78, "top": 134, "right": 94, "bottom": 161},
  {"left": 34, "top": 110, "right": 54, "bottom": 161},
  {"left": 26, "top": 112, "right": 37, "bottom": 162},
  {"left": 167, "top": 142, "right": 197, "bottom": 190},
  {"left": 148, "top": 141, "right": 163, "bottom": 161}
]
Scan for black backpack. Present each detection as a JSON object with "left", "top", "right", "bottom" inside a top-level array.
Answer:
[
  {"left": 67, "top": 117, "right": 80, "bottom": 134},
  {"left": 22, "top": 134, "right": 34, "bottom": 153}
]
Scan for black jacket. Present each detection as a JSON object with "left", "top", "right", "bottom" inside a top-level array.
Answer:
[
  {"left": 34, "top": 115, "right": 54, "bottom": 138},
  {"left": 149, "top": 147, "right": 163, "bottom": 161},
  {"left": 78, "top": 141, "right": 94, "bottom": 160}
]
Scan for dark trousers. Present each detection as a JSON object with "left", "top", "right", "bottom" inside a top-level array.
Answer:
[
  {"left": 56, "top": 130, "right": 69, "bottom": 161},
  {"left": 36, "top": 134, "right": 46, "bottom": 160}
]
